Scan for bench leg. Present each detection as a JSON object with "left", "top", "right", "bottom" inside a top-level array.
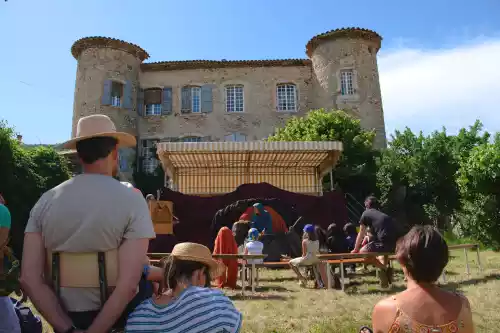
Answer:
[
  {"left": 241, "top": 263, "right": 246, "bottom": 296},
  {"left": 464, "top": 248, "right": 470, "bottom": 275},
  {"left": 441, "top": 270, "right": 447, "bottom": 283},
  {"left": 476, "top": 247, "right": 483, "bottom": 272},
  {"left": 340, "top": 261, "right": 345, "bottom": 292},
  {"left": 256, "top": 268, "right": 259, "bottom": 287},
  {"left": 326, "top": 262, "right": 332, "bottom": 290},
  {"left": 251, "top": 264, "right": 256, "bottom": 293}
]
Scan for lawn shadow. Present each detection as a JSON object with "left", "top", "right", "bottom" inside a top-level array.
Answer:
[
  {"left": 345, "top": 284, "right": 406, "bottom": 295},
  {"left": 229, "top": 293, "right": 290, "bottom": 301},
  {"left": 441, "top": 273, "right": 500, "bottom": 292},
  {"left": 260, "top": 276, "right": 297, "bottom": 282}
]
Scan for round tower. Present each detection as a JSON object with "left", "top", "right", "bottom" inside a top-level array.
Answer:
[
  {"left": 71, "top": 36, "right": 149, "bottom": 138},
  {"left": 306, "top": 28, "right": 387, "bottom": 148}
]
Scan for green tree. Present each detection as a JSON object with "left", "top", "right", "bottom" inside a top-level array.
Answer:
[
  {"left": 457, "top": 139, "right": 500, "bottom": 249},
  {"left": 268, "top": 109, "right": 378, "bottom": 199},
  {"left": 0, "top": 120, "right": 71, "bottom": 257},
  {"left": 377, "top": 128, "right": 461, "bottom": 229}
]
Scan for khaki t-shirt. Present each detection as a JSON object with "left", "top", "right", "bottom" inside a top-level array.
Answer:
[{"left": 25, "top": 174, "right": 156, "bottom": 312}]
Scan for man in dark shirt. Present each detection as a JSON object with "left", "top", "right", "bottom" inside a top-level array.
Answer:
[{"left": 351, "top": 196, "right": 396, "bottom": 287}]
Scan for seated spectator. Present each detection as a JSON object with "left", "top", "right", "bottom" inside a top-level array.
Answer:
[
  {"left": 315, "top": 225, "right": 329, "bottom": 253},
  {"left": 368, "top": 225, "right": 474, "bottom": 333},
  {"left": 0, "top": 194, "right": 21, "bottom": 333},
  {"left": 351, "top": 196, "right": 398, "bottom": 288},
  {"left": 126, "top": 242, "right": 242, "bottom": 333},
  {"left": 244, "top": 228, "right": 264, "bottom": 265},
  {"left": 213, "top": 227, "right": 238, "bottom": 289},
  {"left": 343, "top": 223, "right": 358, "bottom": 252},
  {"left": 326, "top": 223, "right": 348, "bottom": 254},
  {"left": 289, "top": 224, "right": 320, "bottom": 287}
]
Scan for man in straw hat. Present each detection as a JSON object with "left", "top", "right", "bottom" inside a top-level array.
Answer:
[{"left": 21, "top": 115, "right": 156, "bottom": 333}]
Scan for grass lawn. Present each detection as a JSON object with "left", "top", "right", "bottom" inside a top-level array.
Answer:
[{"left": 25, "top": 250, "right": 500, "bottom": 332}]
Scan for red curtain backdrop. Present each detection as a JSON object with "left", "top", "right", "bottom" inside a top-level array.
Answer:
[{"left": 147, "top": 183, "right": 348, "bottom": 253}]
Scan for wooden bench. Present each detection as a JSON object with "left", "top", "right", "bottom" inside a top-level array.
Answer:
[
  {"left": 212, "top": 254, "right": 268, "bottom": 295},
  {"left": 318, "top": 253, "right": 393, "bottom": 291}
]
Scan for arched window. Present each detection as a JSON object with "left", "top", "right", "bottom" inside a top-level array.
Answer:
[{"left": 276, "top": 83, "right": 297, "bottom": 112}]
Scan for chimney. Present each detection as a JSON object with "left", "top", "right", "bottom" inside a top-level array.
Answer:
[{"left": 16, "top": 135, "right": 22, "bottom": 143}]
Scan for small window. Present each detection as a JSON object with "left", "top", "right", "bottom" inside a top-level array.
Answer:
[
  {"left": 224, "top": 133, "right": 247, "bottom": 142},
  {"left": 225, "top": 85, "right": 244, "bottom": 113},
  {"left": 111, "top": 81, "right": 123, "bottom": 107},
  {"left": 276, "top": 84, "right": 297, "bottom": 112},
  {"left": 340, "top": 70, "right": 354, "bottom": 95},
  {"left": 142, "top": 158, "right": 159, "bottom": 173},
  {"left": 144, "top": 89, "right": 162, "bottom": 116},
  {"left": 141, "top": 139, "right": 159, "bottom": 173},
  {"left": 191, "top": 87, "right": 201, "bottom": 113},
  {"left": 181, "top": 136, "right": 203, "bottom": 143}
]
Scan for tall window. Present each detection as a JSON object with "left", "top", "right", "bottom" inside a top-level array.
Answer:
[
  {"left": 225, "top": 85, "right": 244, "bottom": 112},
  {"left": 144, "top": 89, "right": 162, "bottom": 116},
  {"left": 276, "top": 84, "right": 297, "bottom": 112},
  {"left": 224, "top": 133, "right": 247, "bottom": 142},
  {"left": 111, "top": 81, "right": 123, "bottom": 107},
  {"left": 141, "top": 139, "right": 159, "bottom": 173},
  {"left": 340, "top": 70, "right": 354, "bottom": 95},
  {"left": 191, "top": 87, "right": 201, "bottom": 113}
]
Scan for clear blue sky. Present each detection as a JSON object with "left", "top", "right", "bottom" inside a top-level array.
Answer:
[{"left": 1, "top": 0, "right": 499, "bottom": 144}]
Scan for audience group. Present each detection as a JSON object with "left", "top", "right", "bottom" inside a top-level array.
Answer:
[{"left": 0, "top": 115, "right": 475, "bottom": 333}]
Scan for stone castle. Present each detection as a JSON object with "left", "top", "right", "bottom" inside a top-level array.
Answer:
[{"left": 71, "top": 27, "right": 386, "bottom": 177}]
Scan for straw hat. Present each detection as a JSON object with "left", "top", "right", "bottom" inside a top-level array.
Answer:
[
  {"left": 171, "top": 242, "right": 225, "bottom": 278},
  {"left": 62, "top": 114, "right": 136, "bottom": 149}
]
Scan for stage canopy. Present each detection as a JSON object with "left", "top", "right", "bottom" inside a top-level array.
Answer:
[{"left": 156, "top": 141, "right": 343, "bottom": 196}]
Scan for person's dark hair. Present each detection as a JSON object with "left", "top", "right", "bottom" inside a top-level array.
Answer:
[
  {"left": 365, "top": 196, "right": 380, "bottom": 209},
  {"left": 343, "top": 223, "right": 357, "bottom": 236},
  {"left": 326, "top": 223, "right": 343, "bottom": 239},
  {"left": 396, "top": 225, "right": 449, "bottom": 283},
  {"left": 76, "top": 137, "right": 118, "bottom": 164},
  {"left": 159, "top": 257, "right": 211, "bottom": 293},
  {"left": 314, "top": 225, "right": 327, "bottom": 249},
  {"left": 303, "top": 229, "right": 317, "bottom": 241}
]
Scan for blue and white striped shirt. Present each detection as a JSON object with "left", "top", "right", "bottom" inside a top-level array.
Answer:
[{"left": 125, "top": 286, "right": 242, "bottom": 333}]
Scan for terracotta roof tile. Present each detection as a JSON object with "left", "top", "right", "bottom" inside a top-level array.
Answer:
[
  {"left": 71, "top": 36, "right": 150, "bottom": 61},
  {"left": 141, "top": 59, "right": 311, "bottom": 71},
  {"left": 305, "top": 27, "right": 382, "bottom": 57}
]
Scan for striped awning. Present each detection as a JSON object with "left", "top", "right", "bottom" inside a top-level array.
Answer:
[{"left": 156, "top": 141, "right": 343, "bottom": 195}]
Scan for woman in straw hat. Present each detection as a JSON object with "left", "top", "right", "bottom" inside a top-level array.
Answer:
[{"left": 126, "top": 242, "right": 242, "bottom": 333}]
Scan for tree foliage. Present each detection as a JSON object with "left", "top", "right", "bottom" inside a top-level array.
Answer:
[
  {"left": 456, "top": 136, "right": 500, "bottom": 249},
  {"left": 0, "top": 121, "right": 71, "bottom": 256},
  {"left": 268, "top": 109, "right": 378, "bottom": 198}
]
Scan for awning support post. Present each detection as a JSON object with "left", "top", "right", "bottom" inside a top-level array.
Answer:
[{"left": 329, "top": 169, "right": 334, "bottom": 191}]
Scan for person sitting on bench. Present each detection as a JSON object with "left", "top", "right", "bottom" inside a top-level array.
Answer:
[
  {"left": 289, "top": 224, "right": 321, "bottom": 288},
  {"left": 351, "top": 196, "right": 397, "bottom": 288}
]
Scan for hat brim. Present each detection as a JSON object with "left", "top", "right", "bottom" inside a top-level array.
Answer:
[
  {"left": 171, "top": 254, "right": 226, "bottom": 279},
  {"left": 62, "top": 132, "right": 137, "bottom": 150}
]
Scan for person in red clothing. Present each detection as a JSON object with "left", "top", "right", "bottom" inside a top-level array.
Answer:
[{"left": 213, "top": 227, "right": 238, "bottom": 289}]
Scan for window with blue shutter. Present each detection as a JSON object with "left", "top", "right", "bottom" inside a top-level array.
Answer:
[
  {"left": 137, "top": 89, "right": 144, "bottom": 116},
  {"left": 162, "top": 87, "right": 173, "bottom": 115},
  {"left": 201, "top": 85, "right": 213, "bottom": 113},
  {"left": 102, "top": 80, "right": 113, "bottom": 105},
  {"left": 122, "top": 81, "right": 133, "bottom": 109},
  {"left": 181, "top": 87, "right": 192, "bottom": 113}
]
